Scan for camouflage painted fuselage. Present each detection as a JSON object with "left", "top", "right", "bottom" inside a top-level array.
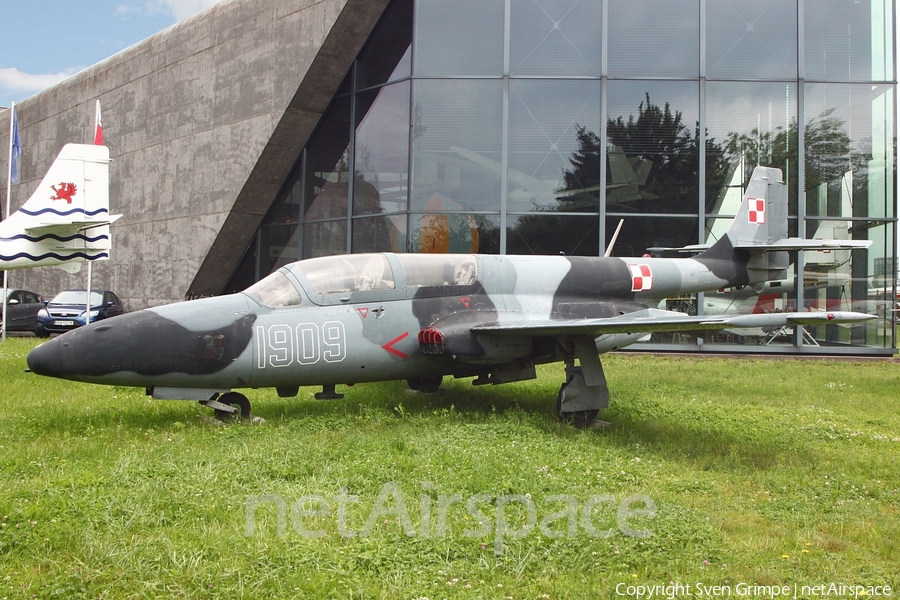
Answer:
[{"left": 28, "top": 249, "right": 746, "bottom": 390}]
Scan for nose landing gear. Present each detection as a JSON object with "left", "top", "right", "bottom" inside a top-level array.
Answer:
[
  {"left": 208, "top": 392, "right": 252, "bottom": 422},
  {"left": 150, "top": 387, "right": 255, "bottom": 422}
]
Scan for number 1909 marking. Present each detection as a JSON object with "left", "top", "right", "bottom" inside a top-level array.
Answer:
[{"left": 256, "top": 322, "right": 346, "bottom": 369}]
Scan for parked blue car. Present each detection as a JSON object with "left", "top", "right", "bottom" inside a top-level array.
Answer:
[{"left": 35, "top": 290, "right": 126, "bottom": 337}]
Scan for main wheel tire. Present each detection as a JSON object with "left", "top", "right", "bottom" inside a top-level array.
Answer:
[
  {"left": 559, "top": 409, "right": 600, "bottom": 428},
  {"left": 556, "top": 381, "right": 599, "bottom": 428},
  {"left": 214, "top": 392, "right": 252, "bottom": 422},
  {"left": 407, "top": 376, "right": 443, "bottom": 393}
]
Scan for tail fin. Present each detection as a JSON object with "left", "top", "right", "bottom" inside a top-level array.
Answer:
[
  {"left": 0, "top": 143, "right": 119, "bottom": 272},
  {"left": 719, "top": 166, "right": 788, "bottom": 247},
  {"left": 699, "top": 166, "right": 870, "bottom": 285}
]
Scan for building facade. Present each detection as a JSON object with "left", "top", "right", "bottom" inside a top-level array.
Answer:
[{"left": 2, "top": 0, "right": 897, "bottom": 355}]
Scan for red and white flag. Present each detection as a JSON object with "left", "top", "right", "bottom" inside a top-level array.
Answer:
[{"left": 93, "top": 99, "right": 103, "bottom": 145}]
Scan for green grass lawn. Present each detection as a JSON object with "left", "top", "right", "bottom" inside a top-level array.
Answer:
[{"left": 1, "top": 337, "right": 898, "bottom": 598}]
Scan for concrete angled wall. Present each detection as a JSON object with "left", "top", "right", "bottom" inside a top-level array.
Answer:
[{"left": 0, "top": 0, "right": 388, "bottom": 311}]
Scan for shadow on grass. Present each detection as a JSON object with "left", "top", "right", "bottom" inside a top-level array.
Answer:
[
  {"left": 19, "top": 379, "right": 552, "bottom": 435},
  {"left": 600, "top": 409, "right": 814, "bottom": 472},
  {"left": 258, "top": 378, "right": 555, "bottom": 424},
  {"left": 259, "top": 379, "right": 813, "bottom": 473},
  {"left": 21, "top": 376, "right": 816, "bottom": 473}
]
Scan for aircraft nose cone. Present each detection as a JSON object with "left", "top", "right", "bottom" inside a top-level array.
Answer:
[
  {"left": 27, "top": 321, "right": 133, "bottom": 381},
  {"left": 27, "top": 337, "right": 67, "bottom": 378},
  {"left": 26, "top": 294, "right": 256, "bottom": 385}
]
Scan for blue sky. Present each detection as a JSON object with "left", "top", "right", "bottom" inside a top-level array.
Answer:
[{"left": 1, "top": 0, "right": 224, "bottom": 107}]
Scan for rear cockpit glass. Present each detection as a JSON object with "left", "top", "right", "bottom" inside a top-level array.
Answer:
[
  {"left": 244, "top": 271, "right": 303, "bottom": 307},
  {"left": 292, "top": 254, "right": 396, "bottom": 295},
  {"left": 396, "top": 254, "right": 477, "bottom": 287}
]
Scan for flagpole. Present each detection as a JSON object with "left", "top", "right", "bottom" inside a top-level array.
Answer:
[
  {"left": 85, "top": 99, "right": 101, "bottom": 325},
  {"left": 3, "top": 101, "right": 15, "bottom": 342},
  {"left": 85, "top": 262, "right": 93, "bottom": 326},
  {"left": 5, "top": 100, "right": 13, "bottom": 220}
]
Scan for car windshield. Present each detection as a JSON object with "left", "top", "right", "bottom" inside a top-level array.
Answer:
[
  {"left": 244, "top": 271, "right": 303, "bottom": 307},
  {"left": 51, "top": 291, "right": 103, "bottom": 305}
]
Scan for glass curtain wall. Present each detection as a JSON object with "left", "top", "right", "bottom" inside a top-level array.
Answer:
[{"left": 240, "top": 0, "right": 896, "bottom": 354}]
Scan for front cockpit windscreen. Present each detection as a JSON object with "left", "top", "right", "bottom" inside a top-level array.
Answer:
[
  {"left": 293, "top": 254, "right": 396, "bottom": 295},
  {"left": 244, "top": 271, "right": 303, "bottom": 307}
]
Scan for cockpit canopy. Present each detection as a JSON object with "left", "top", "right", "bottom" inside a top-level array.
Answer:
[
  {"left": 243, "top": 271, "right": 303, "bottom": 308},
  {"left": 244, "top": 253, "right": 479, "bottom": 307}
]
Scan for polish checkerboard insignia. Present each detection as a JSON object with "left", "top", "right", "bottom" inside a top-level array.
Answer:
[
  {"left": 628, "top": 264, "right": 653, "bottom": 292},
  {"left": 748, "top": 197, "right": 766, "bottom": 224}
]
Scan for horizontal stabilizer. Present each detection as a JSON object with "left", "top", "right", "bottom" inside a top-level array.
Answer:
[
  {"left": 651, "top": 238, "right": 872, "bottom": 254},
  {"left": 25, "top": 214, "right": 122, "bottom": 234},
  {"left": 744, "top": 238, "right": 872, "bottom": 251},
  {"left": 472, "top": 308, "right": 874, "bottom": 338}
]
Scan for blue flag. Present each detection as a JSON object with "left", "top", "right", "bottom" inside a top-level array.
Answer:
[{"left": 10, "top": 105, "right": 21, "bottom": 183}]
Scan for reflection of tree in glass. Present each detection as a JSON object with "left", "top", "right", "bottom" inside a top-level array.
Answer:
[
  {"left": 476, "top": 218, "right": 501, "bottom": 254},
  {"left": 412, "top": 103, "right": 427, "bottom": 141},
  {"left": 506, "top": 95, "right": 863, "bottom": 256},
  {"left": 558, "top": 125, "right": 602, "bottom": 211},
  {"left": 507, "top": 214, "right": 599, "bottom": 256},
  {"left": 510, "top": 95, "right": 723, "bottom": 255},
  {"left": 724, "top": 108, "right": 857, "bottom": 191},
  {"left": 604, "top": 93, "right": 702, "bottom": 213}
]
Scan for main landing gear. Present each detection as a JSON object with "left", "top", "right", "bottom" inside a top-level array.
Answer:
[{"left": 556, "top": 337, "right": 609, "bottom": 428}]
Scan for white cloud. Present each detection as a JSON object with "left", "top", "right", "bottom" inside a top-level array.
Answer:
[{"left": 0, "top": 67, "right": 81, "bottom": 94}]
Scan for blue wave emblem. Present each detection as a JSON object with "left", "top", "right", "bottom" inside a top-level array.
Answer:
[
  {"left": 0, "top": 233, "right": 109, "bottom": 243},
  {"left": 0, "top": 252, "right": 109, "bottom": 263},
  {"left": 18, "top": 207, "right": 108, "bottom": 217}
]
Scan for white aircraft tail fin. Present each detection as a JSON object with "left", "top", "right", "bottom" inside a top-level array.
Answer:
[{"left": 0, "top": 143, "right": 119, "bottom": 271}]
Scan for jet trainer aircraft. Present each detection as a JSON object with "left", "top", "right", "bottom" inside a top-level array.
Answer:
[
  {"left": 28, "top": 167, "right": 874, "bottom": 426},
  {"left": 1, "top": 143, "right": 118, "bottom": 273}
]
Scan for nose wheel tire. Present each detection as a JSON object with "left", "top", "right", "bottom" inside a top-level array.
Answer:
[{"left": 214, "top": 392, "right": 252, "bottom": 422}]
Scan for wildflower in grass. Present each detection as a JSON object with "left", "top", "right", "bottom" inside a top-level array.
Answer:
[{"left": 782, "top": 554, "right": 790, "bottom": 559}]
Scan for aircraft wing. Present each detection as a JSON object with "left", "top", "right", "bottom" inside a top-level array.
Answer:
[{"left": 471, "top": 308, "right": 874, "bottom": 337}]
